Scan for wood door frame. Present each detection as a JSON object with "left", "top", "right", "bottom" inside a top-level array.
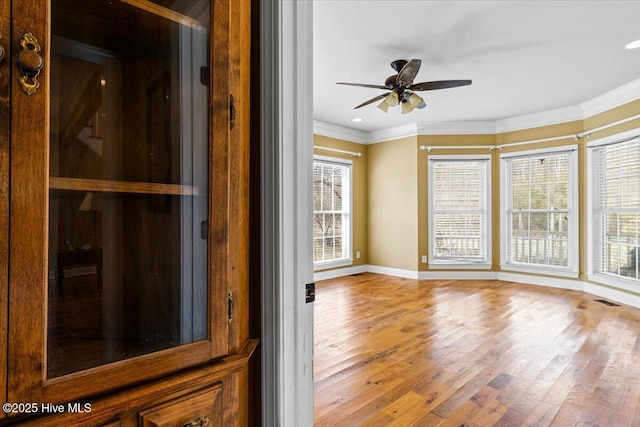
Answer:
[{"left": 259, "top": 0, "right": 314, "bottom": 425}]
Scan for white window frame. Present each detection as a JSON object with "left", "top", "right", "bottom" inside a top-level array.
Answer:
[
  {"left": 587, "top": 128, "right": 640, "bottom": 292},
  {"left": 313, "top": 155, "right": 353, "bottom": 270},
  {"left": 500, "top": 145, "right": 579, "bottom": 278},
  {"left": 428, "top": 154, "right": 492, "bottom": 269}
]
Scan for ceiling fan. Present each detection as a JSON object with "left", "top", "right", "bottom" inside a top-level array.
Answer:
[{"left": 337, "top": 59, "right": 471, "bottom": 114}]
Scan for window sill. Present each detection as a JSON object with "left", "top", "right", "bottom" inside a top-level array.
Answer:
[
  {"left": 314, "top": 259, "right": 354, "bottom": 271},
  {"left": 500, "top": 264, "right": 579, "bottom": 279}
]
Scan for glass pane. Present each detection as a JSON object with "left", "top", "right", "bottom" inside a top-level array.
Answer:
[{"left": 48, "top": 0, "right": 210, "bottom": 378}]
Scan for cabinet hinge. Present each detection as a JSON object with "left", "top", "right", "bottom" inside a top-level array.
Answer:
[
  {"left": 228, "top": 291, "right": 233, "bottom": 323},
  {"left": 305, "top": 282, "right": 315, "bottom": 303},
  {"left": 229, "top": 94, "right": 235, "bottom": 130},
  {"left": 200, "top": 220, "right": 208, "bottom": 240},
  {"left": 200, "top": 66, "right": 209, "bottom": 86}
]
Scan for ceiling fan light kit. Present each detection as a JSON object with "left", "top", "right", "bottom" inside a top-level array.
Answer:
[
  {"left": 337, "top": 58, "right": 471, "bottom": 114},
  {"left": 385, "top": 91, "right": 399, "bottom": 106},
  {"left": 401, "top": 101, "right": 414, "bottom": 114},
  {"left": 408, "top": 93, "right": 426, "bottom": 109}
]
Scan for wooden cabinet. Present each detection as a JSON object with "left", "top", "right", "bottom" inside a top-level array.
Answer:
[
  {"left": 139, "top": 384, "right": 223, "bottom": 427},
  {"left": 0, "top": 0, "right": 254, "bottom": 425}
]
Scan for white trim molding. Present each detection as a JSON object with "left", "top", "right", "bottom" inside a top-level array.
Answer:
[
  {"left": 495, "top": 271, "right": 583, "bottom": 292},
  {"left": 313, "top": 120, "right": 370, "bottom": 144},
  {"left": 366, "top": 265, "right": 421, "bottom": 279},
  {"left": 314, "top": 264, "right": 368, "bottom": 282},
  {"left": 584, "top": 280, "right": 640, "bottom": 310},
  {"left": 495, "top": 105, "right": 584, "bottom": 134},
  {"left": 313, "top": 266, "right": 640, "bottom": 309},
  {"left": 313, "top": 77, "right": 640, "bottom": 144},
  {"left": 418, "top": 270, "right": 497, "bottom": 280},
  {"left": 261, "top": 0, "right": 314, "bottom": 426},
  {"left": 368, "top": 123, "right": 420, "bottom": 144},
  {"left": 581, "top": 77, "right": 640, "bottom": 119}
]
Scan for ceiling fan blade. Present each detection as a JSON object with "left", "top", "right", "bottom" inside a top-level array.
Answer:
[
  {"left": 354, "top": 93, "right": 390, "bottom": 109},
  {"left": 409, "top": 80, "right": 472, "bottom": 91},
  {"left": 396, "top": 59, "right": 422, "bottom": 86},
  {"left": 337, "top": 82, "right": 389, "bottom": 90}
]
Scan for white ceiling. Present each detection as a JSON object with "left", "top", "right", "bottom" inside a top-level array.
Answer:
[{"left": 313, "top": 0, "right": 640, "bottom": 133}]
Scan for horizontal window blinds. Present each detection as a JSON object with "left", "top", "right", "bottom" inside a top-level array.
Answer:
[
  {"left": 505, "top": 152, "right": 571, "bottom": 267},
  {"left": 313, "top": 159, "right": 352, "bottom": 264},
  {"left": 431, "top": 159, "right": 488, "bottom": 262},
  {"left": 592, "top": 136, "right": 640, "bottom": 280}
]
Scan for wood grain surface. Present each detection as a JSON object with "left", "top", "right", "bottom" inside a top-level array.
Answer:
[{"left": 314, "top": 273, "right": 640, "bottom": 426}]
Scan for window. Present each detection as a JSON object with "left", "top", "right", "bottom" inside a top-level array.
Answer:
[
  {"left": 313, "top": 157, "right": 352, "bottom": 269},
  {"left": 591, "top": 136, "right": 640, "bottom": 282},
  {"left": 501, "top": 146, "right": 578, "bottom": 275},
  {"left": 428, "top": 156, "right": 491, "bottom": 267}
]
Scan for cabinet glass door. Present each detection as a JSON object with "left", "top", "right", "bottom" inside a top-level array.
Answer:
[{"left": 47, "top": 0, "right": 211, "bottom": 378}]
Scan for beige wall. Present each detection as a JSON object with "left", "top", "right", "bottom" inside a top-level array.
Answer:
[
  {"left": 313, "top": 135, "right": 368, "bottom": 268},
  {"left": 367, "top": 136, "right": 419, "bottom": 271},
  {"left": 314, "top": 98, "right": 640, "bottom": 283}
]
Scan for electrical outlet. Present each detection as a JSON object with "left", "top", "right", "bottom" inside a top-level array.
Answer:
[
  {"left": 421, "top": 255, "right": 427, "bottom": 263},
  {"left": 356, "top": 251, "right": 361, "bottom": 259}
]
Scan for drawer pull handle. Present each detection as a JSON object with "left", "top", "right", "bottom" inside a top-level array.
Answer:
[{"left": 182, "top": 416, "right": 210, "bottom": 427}]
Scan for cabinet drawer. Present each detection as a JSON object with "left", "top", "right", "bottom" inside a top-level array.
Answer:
[{"left": 138, "top": 384, "right": 223, "bottom": 427}]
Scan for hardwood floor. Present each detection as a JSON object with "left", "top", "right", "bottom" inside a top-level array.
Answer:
[{"left": 313, "top": 273, "right": 640, "bottom": 426}]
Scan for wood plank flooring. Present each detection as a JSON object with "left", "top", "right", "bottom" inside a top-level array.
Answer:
[{"left": 313, "top": 273, "right": 640, "bottom": 426}]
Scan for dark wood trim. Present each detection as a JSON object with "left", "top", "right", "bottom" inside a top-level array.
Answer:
[
  {"left": 248, "top": 0, "right": 262, "bottom": 424},
  {"left": 0, "top": 0, "right": 10, "bottom": 416},
  {"left": 8, "top": 0, "right": 50, "bottom": 403},
  {"left": 40, "top": 341, "right": 213, "bottom": 403},
  {"left": 49, "top": 177, "right": 199, "bottom": 195},
  {"left": 228, "top": 0, "right": 251, "bottom": 354},
  {"left": 5, "top": 340, "right": 257, "bottom": 427},
  {"left": 208, "top": 0, "right": 232, "bottom": 359}
]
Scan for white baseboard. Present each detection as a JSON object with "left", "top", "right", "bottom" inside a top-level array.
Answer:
[
  {"left": 584, "top": 281, "right": 640, "bottom": 310},
  {"left": 316, "top": 264, "right": 640, "bottom": 310},
  {"left": 366, "top": 265, "right": 420, "bottom": 279},
  {"left": 496, "top": 271, "right": 583, "bottom": 291},
  {"left": 418, "top": 270, "right": 497, "bottom": 280},
  {"left": 314, "top": 264, "right": 368, "bottom": 282}
]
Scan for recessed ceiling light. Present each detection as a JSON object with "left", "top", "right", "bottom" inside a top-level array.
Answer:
[
  {"left": 626, "top": 39, "right": 640, "bottom": 49},
  {"left": 352, "top": 118, "right": 363, "bottom": 122}
]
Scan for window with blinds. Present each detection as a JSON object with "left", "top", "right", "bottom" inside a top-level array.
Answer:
[
  {"left": 501, "top": 147, "right": 578, "bottom": 272},
  {"left": 428, "top": 156, "right": 491, "bottom": 265},
  {"left": 313, "top": 158, "right": 352, "bottom": 268},
  {"left": 591, "top": 136, "right": 640, "bottom": 281}
]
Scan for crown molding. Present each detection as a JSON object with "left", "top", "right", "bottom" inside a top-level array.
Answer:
[
  {"left": 313, "top": 120, "right": 370, "bottom": 144},
  {"left": 366, "top": 121, "right": 495, "bottom": 144},
  {"left": 416, "top": 121, "right": 496, "bottom": 136},
  {"left": 314, "top": 77, "right": 640, "bottom": 144},
  {"left": 367, "top": 123, "right": 419, "bottom": 144},
  {"left": 580, "top": 77, "right": 640, "bottom": 118},
  {"left": 495, "top": 105, "right": 584, "bottom": 134}
]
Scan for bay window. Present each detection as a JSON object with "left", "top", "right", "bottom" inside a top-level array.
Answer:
[
  {"left": 501, "top": 146, "right": 578, "bottom": 275},
  {"left": 591, "top": 135, "right": 640, "bottom": 282}
]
